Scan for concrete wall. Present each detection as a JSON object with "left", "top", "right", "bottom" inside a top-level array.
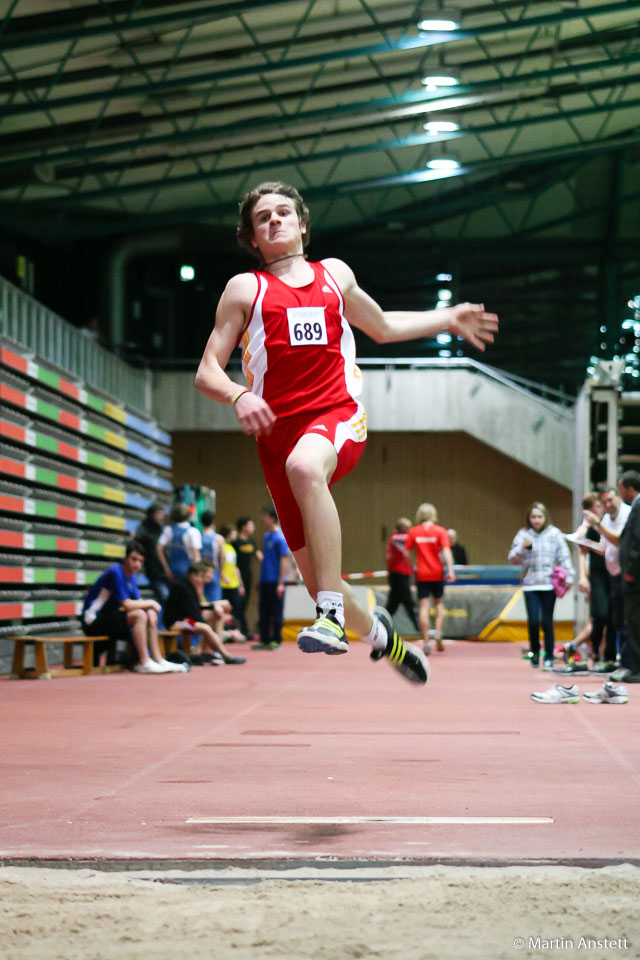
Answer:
[
  {"left": 170, "top": 430, "right": 574, "bottom": 575},
  {"left": 153, "top": 365, "right": 575, "bottom": 489}
]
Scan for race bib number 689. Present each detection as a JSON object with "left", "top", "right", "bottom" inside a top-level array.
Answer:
[{"left": 287, "top": 306, "right": 328, "bottom": 346}]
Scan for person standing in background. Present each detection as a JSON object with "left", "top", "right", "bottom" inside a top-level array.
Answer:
[
  {"left": 447, "top": 529, "right": 468, "bottom": 566},
  {"left": 405, "top": 503, "right": 455, "bottom": 654},
  {"left": 616, "top": 471, "right": 640, "bottom": 682},
  {"left": 385, "top": 518, "right": 420, "bottom": 634},
  {"left": 256, "top": 506, "right": 290, "bottom": 650},
  {"left": 134, "top": 502, "right": 171, "bottom": 603},
  {"left": 584, "top": 484, "right": 631, "bottom": 674},
  {"left": 200, "top": 510, "right": 225, "bottom": 602},
  {"left": 508, "top": 501, "right": 575, "bottom": 670},
  {"left": 159, "top": 503, "right": 202, "bottom": 578},
  {"left": 219, "top": 524, "right": 245, "bottom": 632},
  {"left": 235, "top": 516, "right": 262, "bottom": 636}
]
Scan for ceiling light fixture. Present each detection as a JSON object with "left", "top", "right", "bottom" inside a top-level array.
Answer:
[
  {"left": 426, "top": 157, "right": 461, "bottom": 171},
  {"left": 423, "top": 119, "right": 460, "bottom": 134},
  {"left": 421, "top": 73, "right": 459, "bottom": 89},
  {"left": 418, "top": 8, "right": 461, "bottom": 31}
]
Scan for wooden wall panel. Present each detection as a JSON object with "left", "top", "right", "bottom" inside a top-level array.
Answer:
[{"left": 172, "top": 431, "right": 572, "bottom": 574}]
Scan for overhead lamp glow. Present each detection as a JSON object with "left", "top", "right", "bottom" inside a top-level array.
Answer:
[
  {"left": 423, "top": 119, "right": 460, "bottom": 134},
  {"left": 438, "top": 288, "right": 453, "bottom": 300},
  {"left": 421, "top": 74, "right": 459, "bottom": 88},
  {"left": 418, "top": 17, "right": 459, "bottom": 31},
  {"left": 179, "top": 264, "right": 195, "bottom": 282},
  {"left": 418, "top": 8, "right": 461, "bottom": 31},
  {"left": 438, "top": 349, "right": 453, "bottom": 357},
  {"left": 436, "top": 333, "right": 452, "bottom": 344},
  {"left": 436, "top": 272, "right": 453, "bottom": 282},
  {"left": 426, "top": 157, "right": 461, "bottom": 171}
]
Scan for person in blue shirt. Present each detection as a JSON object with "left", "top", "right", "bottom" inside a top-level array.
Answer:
[
  {"left": 256, "top": 506, "right": 290, "bottom": 650},
  {"left": 81, "top": 540, "right": 186, "bottom": 674},
  {"left": 199, "top": 510, "right": 225, "bottom": 601},
  {"left": 158, "top": 503, "right": 202, "bottom": 578}
]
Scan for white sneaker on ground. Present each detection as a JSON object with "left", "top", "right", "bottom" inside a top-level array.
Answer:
[
  {"left": 531, "top": 684, "right": 579, "bottom": 704},
  {"left": 134, "top": 659, "right": 166, "bottom": 674},
  {"left": 158, "top": 658, "right": 188, "bottom": 673},
  {"left": 583, "top": 682, "right": 628, "bottom": 704}
]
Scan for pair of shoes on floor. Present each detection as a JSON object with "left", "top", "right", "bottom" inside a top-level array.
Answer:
[
  {"left": 427, "top": 628, "right": 444, "bottom": 652},
  {"left": 211, "top": 651, "right": 246, "bottom": 664},
  {"left": 590, "top": 661, "right": 617, "bottom": 674},
  {"left": 297, "top": 605, "right": 429, "bottom": 685},
  {"left": 553, "top": 660, "right": 589, "bottom": 675},
  {"left": 134, "top": 659, "right": 188, "bottom": 674},
  {"left": 531, "top": 682, "right": 628, "bottom": 704}
]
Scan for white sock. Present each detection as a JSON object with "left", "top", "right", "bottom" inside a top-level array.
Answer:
[
  {"left": 317, "top": 590, "right": 345, "bottom": 627},
  {"left": 362, "top": 614, "right": 388, "bottom": 651}
]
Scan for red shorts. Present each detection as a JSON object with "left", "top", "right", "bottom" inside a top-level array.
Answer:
[{"left": 257, "top": 401, "right": 367, "bottom": 552}]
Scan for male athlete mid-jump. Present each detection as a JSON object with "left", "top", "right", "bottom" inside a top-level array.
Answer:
[{"left": 195, "top": 181, "right": 498, "bottom": 685}]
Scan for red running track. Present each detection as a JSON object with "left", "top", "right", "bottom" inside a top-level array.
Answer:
[{"left": 1, "top": 640, "right": 638, "bottom": 864}]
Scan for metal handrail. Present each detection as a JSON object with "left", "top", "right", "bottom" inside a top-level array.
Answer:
[{"left": 0, "top": 275, "right": 151, "bottom": 414}]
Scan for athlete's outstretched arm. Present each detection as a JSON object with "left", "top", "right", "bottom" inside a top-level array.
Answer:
[
  {"left": 195, "top": 274, "right": 276, "bottom": 436},
  {"left": 323, "top": 258, "right": 498, "bottom": 351}
]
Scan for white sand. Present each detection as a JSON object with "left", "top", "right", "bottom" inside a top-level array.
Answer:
[{"left": 1, "top": 864, "right": 639, "bottom": 960}]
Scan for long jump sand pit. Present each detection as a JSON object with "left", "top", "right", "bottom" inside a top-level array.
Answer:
[{"left": 1, "top": 863, "right": 639, "bottom": 960}]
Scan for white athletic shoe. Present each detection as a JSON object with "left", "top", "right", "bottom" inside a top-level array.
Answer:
[
  {"left": 158, "top": 658, "right": 189, "bottom": 673},
  {"left": 531, "top": 684, "right": 579, "bottom": 704},
  {"left": 583, "top": 682, "right": 628, "bottom": 704},
  {"left": 134, "top": 659, "right": 166, "bottom": 674}
]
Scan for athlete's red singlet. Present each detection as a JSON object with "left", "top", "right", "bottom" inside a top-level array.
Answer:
[{"left": 240, "top": 261, "right": 362, "bottom": 419}]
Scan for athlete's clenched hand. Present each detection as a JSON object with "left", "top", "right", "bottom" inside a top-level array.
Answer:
[{"left": 234, "top": 391, "right": 276, "bottom": 436}]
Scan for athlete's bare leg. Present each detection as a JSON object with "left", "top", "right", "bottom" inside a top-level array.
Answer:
[
  {"left": 288, "top": 434, "right": 428, "bottom": 683},
  {"left": 433, "top": 598, "right": 444, "bottom": 636},
  {"left": 285, "top": 433, "right": 343, "bottom": 594},
  {"left": 418, "top": 597, "right": 431, "bottom": 645},
  {"left": 433, "top": 597, "right": 445, "bottom": 650}
]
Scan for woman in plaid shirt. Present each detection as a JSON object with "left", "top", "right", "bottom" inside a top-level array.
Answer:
[{"left": 509, "top": 501, "right": 575, "bottom": 669}]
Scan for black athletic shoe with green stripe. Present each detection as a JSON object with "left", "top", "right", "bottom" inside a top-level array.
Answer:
[
  {"left": 370, "top": 607, "right": 430, "bottom": 685},
  {"left": 297, "top": 607, "right": 349, "bottom": 655}
]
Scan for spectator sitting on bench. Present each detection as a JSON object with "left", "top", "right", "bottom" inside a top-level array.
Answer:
[
  {"left": 162, "top": 561, "right": 246, "bottom": 665},
  {"left": 202, "top": 560, "right": 246, "bottom": 643},
  {"left": 81, "top": 540, "right": 187, "bottom": 674}
]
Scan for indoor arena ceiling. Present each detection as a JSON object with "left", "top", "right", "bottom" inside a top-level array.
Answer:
[{"left": 1, "top": 0, "right": 640, "bottom": 391}]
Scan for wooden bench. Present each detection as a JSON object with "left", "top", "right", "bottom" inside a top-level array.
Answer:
[
  {"left": 7, "top": 635, "right": 121, "bottom": 679},
  {"left": 157, "top": 629, "right": 192, "bottom": 657}
]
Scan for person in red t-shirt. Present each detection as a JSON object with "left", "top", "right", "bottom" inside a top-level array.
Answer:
[
  {"left": 386, "top": 518, "right": 420, "bottom": 633},
  {"left": 195, "top": 181, "right": 497, "bottom": 685},
  {"left": 405, "top": 503, "right": 455, "bottom": 654}
]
